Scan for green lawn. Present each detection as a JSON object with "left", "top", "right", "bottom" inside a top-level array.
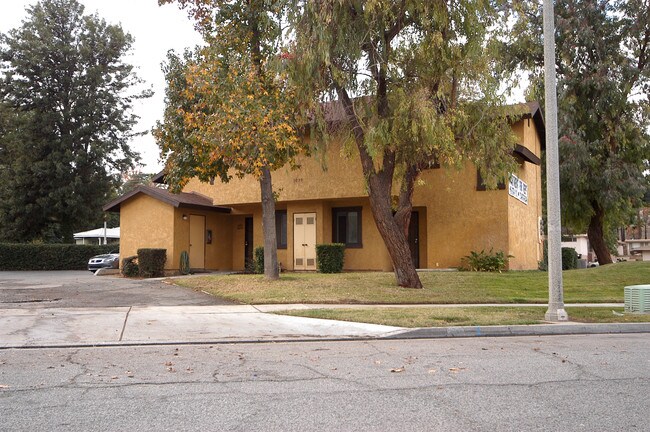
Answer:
[
  {"left": 275, "top": 307, "right": 650, "bottom": 328},
  {"left": 175, "top": 261, "right": 650, "bottom": 304}
]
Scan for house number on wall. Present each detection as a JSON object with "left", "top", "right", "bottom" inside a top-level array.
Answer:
[
  {"left": 509, "top": 174, "right": 528, "bottom": 205},
  {"left": 294, "top": 178, "right": 303, "bottom": 184}
]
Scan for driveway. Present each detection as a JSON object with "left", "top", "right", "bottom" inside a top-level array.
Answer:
[
  {"left": 0, "top": 271, "right": 232, "bottom": 308},
  {"left": 0, "top": 271, "right": 400, "bottom": 348}
]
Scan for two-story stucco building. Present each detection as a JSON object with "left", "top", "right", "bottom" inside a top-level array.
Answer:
[{"left": 104, "top": 102, "right": 545, "bottom": 273}]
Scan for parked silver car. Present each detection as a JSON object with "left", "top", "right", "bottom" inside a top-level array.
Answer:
[{"left": 88, "top": 253, "right": 119, "bottom": 272}]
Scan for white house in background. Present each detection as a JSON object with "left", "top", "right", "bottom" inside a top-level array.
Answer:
[
  {"left": 622, "top": 239, "right": 650, "bottom": 261},
  {"left": 73, "top": 227, "right": 120, "bottom": 245},
  {"left": 561, "top": 234, "right": 590, "bottom": 259}
]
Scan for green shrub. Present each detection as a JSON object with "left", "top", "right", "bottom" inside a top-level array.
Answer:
[
  {"left": 538, "top": 242, "right": 580, "bottom": 271},
  {"left": 0, "top": 243, "right": 119, "bottom": 271},
  {"left": 461, "top": 248, "right": 511, "bottom": 272},
  {"left": 253, "top": 246, "right": 264, "bottom": 274},
  {"left": 137, "top": 248, "right": 167, "bottom": 278},
  {"left": 316, "top": 243, "right": 345, "bottom": 273},
  {"left": 179, "top": 250, "right": 190, "bottom": 275},
  {"left": 121, "top": 255, "right": 139, "bottom": 277},
  {"left": 561, "top": 247, "right": 579, "bottom": 270}
]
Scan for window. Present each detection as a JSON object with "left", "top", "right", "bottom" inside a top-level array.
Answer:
[
  {"left": 276, "top": 210, "right": 287, "bottom": 249},
  {"left": 332, "top": 207, "right": 362, "bottom": 248}
]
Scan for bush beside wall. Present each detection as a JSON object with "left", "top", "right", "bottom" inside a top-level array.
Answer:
[
  {"left": 461, "top": 248, "right": 511, "bottom": 272},
  {"left": 121, "top": 255, "right": 139, "bottom": 277},
  {"left": 137, "top": 248, "right": 167, "bottom": 278},
  {"left": 0, "top": 243, "right": 119, "bottom": 271},
  {"left": 316, "top": 243, "right": 345, "bottom": 273},
  {"left": 253, "top": 246, "right": 264, "bottom": 274}
]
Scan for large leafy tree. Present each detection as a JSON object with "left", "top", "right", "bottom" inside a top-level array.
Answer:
[
  {"left": 0, "top": 0, "right": 147, "bottom": 243},
  {"left": 156, "top": 0, "right": 306, "bottom": 280},
  {"left": 289, "top": 1, "right": 520, "bottom": 287},
  {"left": 512, "top": 0, "right": 650, "bottom": 265}
]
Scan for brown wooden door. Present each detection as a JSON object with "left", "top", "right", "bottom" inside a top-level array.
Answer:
[{"left": 189, "top": 215, "right": 205, "bottom": 269}]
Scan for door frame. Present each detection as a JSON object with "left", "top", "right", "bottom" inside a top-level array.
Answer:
[
  {"left": 408, "top": 210, "right": 420, "bottom": 269},
  {"left": 244, "top": 216, "right": 254, "bottom": 270},
  {"left": 293, "top": 212, "right": 317, "bottom": 270}
]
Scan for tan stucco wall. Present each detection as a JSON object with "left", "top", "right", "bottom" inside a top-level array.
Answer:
[
  {"left": 117, "top": 118, "right": 542, "bottom": 272},
  {"left": 172, "top": 208, "right": 233, "bottom": 271},
  {"left": 412, "top": 163, "right": 510, "bottom": 268},
  {"left": 119, "top": 195, "right": 176, "bottom": 269},
  {"left": 184, "top": 138, "right": 367, "bottom": 206},
  {"left": 507, "top": 119, "right": 544, "bottom": 269}
]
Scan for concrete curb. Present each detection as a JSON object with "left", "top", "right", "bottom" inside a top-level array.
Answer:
[
  {"left": 385, "top": 322, "right": 650, "bottom": 339},
  {"left": 2, "top": 322, "right": 648, "bottom": 350}
]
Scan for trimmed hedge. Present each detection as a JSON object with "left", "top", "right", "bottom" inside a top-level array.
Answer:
[
  {"left": 316, "top": 243, "right": 345, "bottom": 273},
  {"left": 561, "top": 247, "right": 579, "bottom": 270},
  {"left": 137, "top": 248, "right": 166, "bottom": 278},
  {"left": 539, "top": 242, "right": 580, "bottom": 271},
  {"left": 0, "top": 243, "right": 119, "bottom": 271}
]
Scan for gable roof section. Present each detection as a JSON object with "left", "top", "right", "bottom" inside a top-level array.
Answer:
[
  {"left": 103, "top": 185, "right": 231, "bottom": 213},
  {"left": 151, "top": 170, "right": 167, "bottom": 184},
  {"left": 520, "top": 101, "right": 546, "bottom": 150}
]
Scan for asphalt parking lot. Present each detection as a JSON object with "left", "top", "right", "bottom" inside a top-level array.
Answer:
[{"left": 0, "top": 271, "right": 233, "bottom": 308}]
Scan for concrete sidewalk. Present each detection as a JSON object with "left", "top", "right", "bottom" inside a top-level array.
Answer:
[
  {"left": 0, "top": 305, "right": 403, "bottom": 349},
  {"left": 1, "top": 302, "right": 648, "bottom": 349}
]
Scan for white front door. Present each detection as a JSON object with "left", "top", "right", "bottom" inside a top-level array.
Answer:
[
  {"left": 294, "top": 213, "right": 316, "bottom": 270},
  {"left": 189, "top": 214, "right": 205, "bottom": 269}
]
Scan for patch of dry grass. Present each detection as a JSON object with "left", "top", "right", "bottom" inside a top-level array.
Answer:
[
  {"left": 173, "top": 261, "right": 650, "bottom": 305},
  {"left": 275, "top": 307, "right": 650, "bottom": 328}
]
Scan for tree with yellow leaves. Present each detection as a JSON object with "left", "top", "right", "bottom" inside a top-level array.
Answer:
[{"left": 154, "top": 0, "right": 306, "bottom": 280}]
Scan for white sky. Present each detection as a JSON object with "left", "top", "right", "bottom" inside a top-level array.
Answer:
[{"left": 0, "top": 0, "right": 204, "bottom": 173}]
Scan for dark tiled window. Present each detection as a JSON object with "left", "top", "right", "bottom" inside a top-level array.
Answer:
[
  {"left": 332, "top": 207, "right": 362, "bottom": 248},
  {"left": 276, "top": 210, "right": 287, "bottom": 249}
]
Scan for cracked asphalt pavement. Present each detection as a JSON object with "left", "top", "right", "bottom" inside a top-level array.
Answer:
[
  {"left": 1, "top": 335, "right": 649, "bottom": 431},
  {"left": 0, "top": 271, "right": 230, "bottom": 308}
]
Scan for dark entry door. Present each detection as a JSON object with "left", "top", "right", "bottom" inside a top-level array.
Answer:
[
  {"left": 408, "top": 211, "right": 419, "bottom": 268},
  {"left": 244, "top": 217, "right": 254, "bottom": 269}
]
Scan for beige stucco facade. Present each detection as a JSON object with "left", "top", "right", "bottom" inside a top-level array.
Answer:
[{"left": 111, "top": 111, "right": 544, "bottom": 273}]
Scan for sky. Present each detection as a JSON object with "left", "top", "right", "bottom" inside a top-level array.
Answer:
[{"left": 0, "top": 0, "right": 204, "bottom": 173}]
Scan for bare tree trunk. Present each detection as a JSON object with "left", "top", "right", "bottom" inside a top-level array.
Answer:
[
  {"left": 333, "top": 84, "right": 422, "bottom": 288},
  {"left": 587, "top": 202, "right": 613, "bottom": 265},
  {"left": 260, "top": 166, "right": 279, "bottom": 280},
  {"left": 367, "top": 171, "right": 422, "bottom": 289}
]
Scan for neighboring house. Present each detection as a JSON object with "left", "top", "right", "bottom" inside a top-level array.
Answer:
[
  {"left": 73, "top": 227, "right": 120, "bottom": 245},
  {"left": 104, "top": 102, "right": 545, "bottom": 273},
  {"left": 561, "top": 234, "right": 590, "bottom": 260}
]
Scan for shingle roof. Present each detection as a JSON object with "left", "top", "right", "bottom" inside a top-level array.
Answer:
[{"left": 103, "top": 185, "right": 231, "bottom": 213}]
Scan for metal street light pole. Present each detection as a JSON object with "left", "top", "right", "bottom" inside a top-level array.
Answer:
[{"left": 543, "top": 0, "right": 568, "bottom": 321}]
